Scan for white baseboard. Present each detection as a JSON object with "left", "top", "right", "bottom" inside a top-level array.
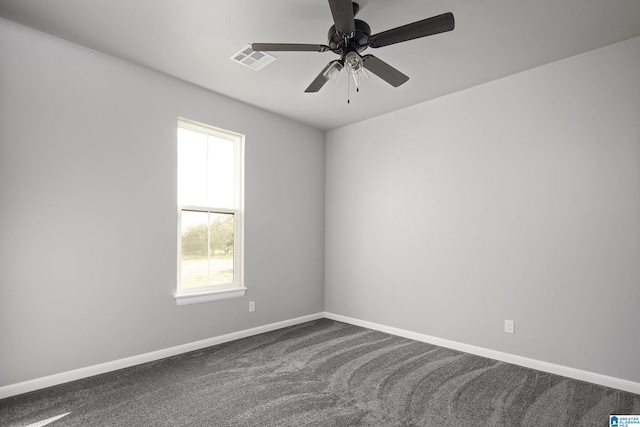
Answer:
[
  {"left": 3, "top": 311, "right": 638, "bottom": 400},
  {"left": 0, "top": 312, "right": 324, "bottom": 400},
  {"left": 324, "top": 312, "right": 640, "bottom": 395}
]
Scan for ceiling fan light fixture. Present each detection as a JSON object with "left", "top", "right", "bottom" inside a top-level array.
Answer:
[
  {"left": 351, "top": 66, "right": 369, "bottom": 88},
  {"left": 344, "top": 51, "right": 369, "bottom": 88},
  {"left": 344, "top": 51, "right": 363, "bottom": 74},
  {"left": 323, "top": 61, "right": 344, "bottom": 81}
]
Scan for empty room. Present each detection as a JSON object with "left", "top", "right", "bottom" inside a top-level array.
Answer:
[{"left": 1, "top": 0, "right": 639, "bottom": 425}]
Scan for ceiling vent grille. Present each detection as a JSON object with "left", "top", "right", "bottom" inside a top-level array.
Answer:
[{"left": 230, "top": 44, "right": 277, "bottom": 71}]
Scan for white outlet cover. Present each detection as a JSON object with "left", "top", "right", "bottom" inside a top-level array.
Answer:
[{"left": 505, "top": 320, "right": 515, "bottom": 334}]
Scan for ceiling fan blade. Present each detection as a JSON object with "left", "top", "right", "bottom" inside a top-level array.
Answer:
[
  {"left": 305, "top": 61, "right": 337, "bottom": 93},
  {"left": 368, "top": 12, "right": 454, "bottom": 48},
  {"left": 252, "top": 43, "right": 329, "bottom": 52},
  {"left": 328, "top": 0, "right": 356, "bottom": 35},
  {"left": 362, "top": 55, "right": 409, "bottom": 87}
]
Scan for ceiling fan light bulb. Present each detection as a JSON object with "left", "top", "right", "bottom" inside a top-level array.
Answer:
[
  {"left": 344, "top": 51, "right": 363, "bottom": 74},
  {"left": 323, "top": 61, "right": 344, "bottom": 80},
  {"left": 351, "top": 64, "right": 369, "bottom": 88},
  {"left": 355, "top": 67, "right": 370, "bottom": 81}
]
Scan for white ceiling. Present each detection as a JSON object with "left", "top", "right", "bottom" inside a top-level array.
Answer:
[{"left": 1, "top": 0, "right": 639, "bottom": 131}]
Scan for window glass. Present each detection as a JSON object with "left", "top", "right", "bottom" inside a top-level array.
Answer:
[{"left": 180, "top": 210, "right": 234, "bottom": 288}]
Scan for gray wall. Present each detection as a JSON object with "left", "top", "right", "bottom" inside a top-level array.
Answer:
[
  {"left": 326, "top": 37, "right": 640, "bottom": 382},
  {"left": 0, "top": 18, "right": 325, "bottom": 387},
  {"left": 2, "top": 14, "right": 639, "bottom": 390}
]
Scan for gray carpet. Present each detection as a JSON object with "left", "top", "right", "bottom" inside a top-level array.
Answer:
[{"left": 1, "top": 319, "right": 639, "bottom": 426}]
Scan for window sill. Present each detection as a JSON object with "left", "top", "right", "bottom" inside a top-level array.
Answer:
[{"left": 175, "top": 287, "right": 247, "bottom": 306}]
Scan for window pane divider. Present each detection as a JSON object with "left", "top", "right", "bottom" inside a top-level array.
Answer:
[{"left": 180, "top": 205, "right": 238, "bottom": 215}]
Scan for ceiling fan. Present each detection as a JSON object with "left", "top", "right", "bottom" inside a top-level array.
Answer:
[{"left": 252, "top": 0, "right": 455, "bottom": 93}]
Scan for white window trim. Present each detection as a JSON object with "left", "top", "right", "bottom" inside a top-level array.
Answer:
[
  {"left": 175, "top": 287, "right": 247, "bottom": 306},
  {"left": 175, "top": 118, "right": 245, "bottom": 305}
]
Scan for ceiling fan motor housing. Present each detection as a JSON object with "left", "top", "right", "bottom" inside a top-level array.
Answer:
[{"left": 327, "top": 19, "right": 371, "bottom": 53}]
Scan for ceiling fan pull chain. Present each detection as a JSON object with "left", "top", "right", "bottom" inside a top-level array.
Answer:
[{"left": 347, "top": 71, "right": 350, "bottom": 104}]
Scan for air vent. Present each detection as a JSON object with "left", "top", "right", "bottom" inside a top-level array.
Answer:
[{"left": 230, "top": 44, "right": 277, "bottom": 71}]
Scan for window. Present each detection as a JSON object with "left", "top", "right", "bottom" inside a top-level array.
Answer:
[{"left": 176, "top": 118, "right": 244, "bottom": 305}]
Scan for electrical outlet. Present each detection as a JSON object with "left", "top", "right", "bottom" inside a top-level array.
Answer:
[
  {"left": 504, "top": 320, "right": 515, "bottom": 334},
  {"left": 249, "top": 301, "right": 255, "bottom": 312}
]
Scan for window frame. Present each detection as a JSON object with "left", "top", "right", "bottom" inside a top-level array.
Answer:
[{"left": 175, "top": 118, "right": 245, "bottom": 305}]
